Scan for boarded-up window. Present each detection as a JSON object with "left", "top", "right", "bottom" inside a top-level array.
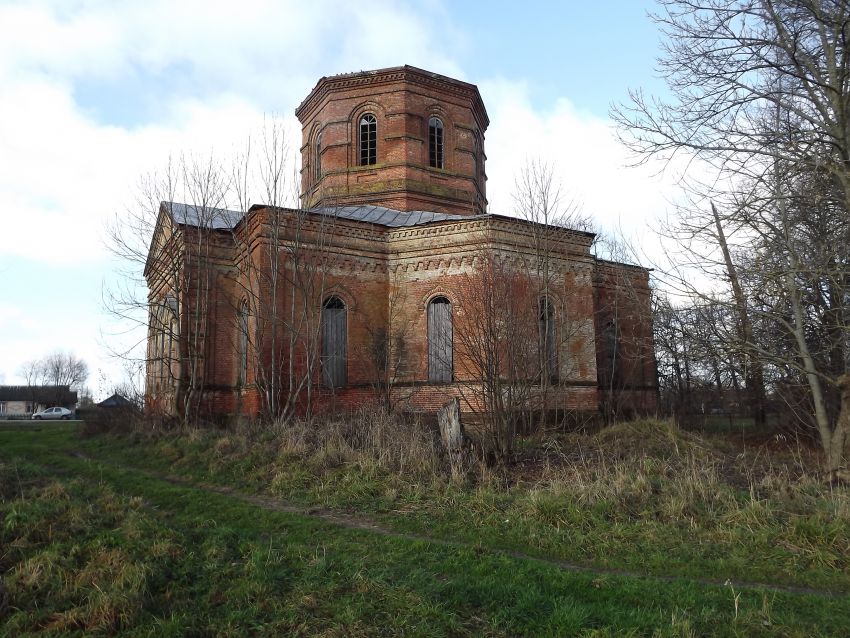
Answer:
[
  {"left": 238, "top": 300, "right": 249, "bottom": 386},
  {"left": 539, "top": 297, "right": 557, "bottom": 381},
  {"left": 322, "top": 296, "right": 347, "bottom": 388},
  {"left": 428, "top": 296, "right": 453, "bottom": 383}
]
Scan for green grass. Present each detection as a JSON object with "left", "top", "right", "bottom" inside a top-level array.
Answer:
[
  {"left": 1, "top": 422, "right": 849, "bottom": 636},
  {"left": 76, "top": 417, "right": 850, "bottom": 593}
]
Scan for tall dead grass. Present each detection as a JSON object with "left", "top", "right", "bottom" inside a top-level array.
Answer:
[
  {"left": 519, "top": 420, "right": 850, "bottom": 558},
  {"left": 134, "top": 407, "right": 448, "bottom": 486},
  {"left": 127, "top": 413, "right": 849, "bottom": 543},
  {"left": 269, "top": 408, "right": 445, "bottom": 480}
]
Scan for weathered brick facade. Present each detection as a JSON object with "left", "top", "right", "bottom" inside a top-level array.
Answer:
[
  {"left": 144, "top": 66, "right": 657, "bottom": 420},
  {"left": 297, "top": 66, "right": 488, "bottom": 216}
]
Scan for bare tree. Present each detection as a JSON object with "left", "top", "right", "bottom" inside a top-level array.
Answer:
[
  {"left": 16, "top": 352, "right": 88, "bottom": 408},
  {"left": 614, "top": 0, "right": 850, "bottom": 475},
  {"left": 40, "top": 351, "right": 89, "bottom": 390},
  {"left": 513, "top": 159, "right": 597, "bottom": 427},
  {"left": 230, "top": 119, "right": 302, "bottom": 421},
  {"left": 18, "top": 359, "right": 43, "bottom": 389},
  {"left": 454, "top": 253, "right": 540, "bottom": 460},
  {"left": 106, "top": 116, "right": 353, "bottom": 425},
  {"left": 106, "top": 154, "right": 232, "bottom": 423}
]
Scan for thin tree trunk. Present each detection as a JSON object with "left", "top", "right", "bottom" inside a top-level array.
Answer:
[{"left": 712, "top": 202, "right": 766, "bottom": 425}]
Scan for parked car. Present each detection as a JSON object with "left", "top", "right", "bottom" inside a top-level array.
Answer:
[{"left": 31, "top": 407, "right": 74, "bottom": 420}]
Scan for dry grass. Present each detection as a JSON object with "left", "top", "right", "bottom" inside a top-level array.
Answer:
[
  {"left": 100, "top": 414, "right": 850, "bottom": 591},
  {"left": 4, "top": 422, "right": 850, "bottom": 635},
  {"left": 1, "top": 472, "right": 151, "bottom": 635}
]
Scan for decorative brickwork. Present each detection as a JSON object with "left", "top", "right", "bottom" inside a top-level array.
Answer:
[
  {"left": 144, "top": 67, "right": 658, "bottom": 421},
  {"left": 297, "top": 66, "right": 488, "bottom": 216}
]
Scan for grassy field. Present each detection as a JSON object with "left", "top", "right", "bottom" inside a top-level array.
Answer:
[{"left": 1, "top": 420, "right": 849, "bottom": 636}]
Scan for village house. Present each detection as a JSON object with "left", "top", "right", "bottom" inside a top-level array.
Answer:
[
  {"left": 0, "top": 385, "right": 78, "bottom": 418},
  {"left": 144, "top": 66, "right": 657, "bottom": 421}
]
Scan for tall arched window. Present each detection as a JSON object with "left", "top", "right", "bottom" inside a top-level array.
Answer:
[
  {"left": 428, "top": 296, "right": 453, "bottom": 382},
  {"left": 359, "top": 113, "right": 377, "bottom": 166},
  {"left": 314, "top": 132, "right": 322, "bottom": 181},
  {"left": 238, "top": 300, "right": 249, "bottom": 386},
  {"left": 428, "top": 116, "right": 444, "bottom": 168},
  {"left": 321, "top": 296, "right": 347, "bottom": 388},
  {"left": 538, "top": 297, "right": 557, "bottom": 381}
]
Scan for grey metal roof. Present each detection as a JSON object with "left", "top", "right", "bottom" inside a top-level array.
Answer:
[
  {"left": 164, "top": 200, "right": 473, "bottom": 231},
  {"left": 307, "top": 205, "right": 472, "bottom": 227},
  {"left": 163, "top": 201, "right": 245, "bottom": 230}
]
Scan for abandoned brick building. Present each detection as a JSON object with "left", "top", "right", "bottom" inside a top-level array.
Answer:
[{"left": 144, "top": 66, "right": 657, "bottom": 420}]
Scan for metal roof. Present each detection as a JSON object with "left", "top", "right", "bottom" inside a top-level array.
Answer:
[
  {"left": 162, "top": 201, "right": 595, "bottom": 239},
  {"left": 163, "top": 201, "right": 246, "bottom": 230},
  {"left": 0, "top": 385, "right": 77, "bottom": 404},
  {"left": 164, "top": 201, "right": 472, "bottom": 231},
  {"left": 306, "top": 205, "right": 473, "bottom": 227}
]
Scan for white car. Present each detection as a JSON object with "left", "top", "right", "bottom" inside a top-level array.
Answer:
[{"left": 31, "top": 406, "right": 74, "bottom": 420}]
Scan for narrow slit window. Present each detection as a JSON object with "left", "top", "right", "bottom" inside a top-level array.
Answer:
[
  {"left": 428, "top": 296, "right": 453, "bottom": 382},
  {"left": 429, "top": 116, "right": 444, "bottom": 168},
  {"left": 322, "top": 296, "right": 347, "bottom": 388},
  {"left": 359, "top": 113, "right": 377, "bottom": 166}
]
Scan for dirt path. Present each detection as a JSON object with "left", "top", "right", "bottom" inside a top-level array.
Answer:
[{"left": 71, "top": 451, "right": 846, "bottom": 600}]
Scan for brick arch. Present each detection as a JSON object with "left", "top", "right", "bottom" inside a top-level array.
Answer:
[
  {"left": 420, "top": 287, "right": 457, "bottom": 311},
  {"left": 308, "top": 120, "right": 323, "bottom": 144},
  {"left": 321, "top": 284, "right": 358, "bottom": 313}
]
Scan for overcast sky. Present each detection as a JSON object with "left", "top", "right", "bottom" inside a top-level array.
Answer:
[{"left": 0, "top": 0, "right": 679, "bottom": 394}]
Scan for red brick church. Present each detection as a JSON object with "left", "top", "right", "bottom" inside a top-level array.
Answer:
[{"left": 145, "top": 66, "right": 657, "bottom": 421}]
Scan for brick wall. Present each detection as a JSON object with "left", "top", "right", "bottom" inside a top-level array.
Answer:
[
  {"left": 144, "top": 67, "right": 657, "bottom": 423},
  {"left": 297, "top": 66, "right": 489, "bottom": 216}
]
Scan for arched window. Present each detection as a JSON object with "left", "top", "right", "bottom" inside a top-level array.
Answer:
[
  {"left": 538, "top": 297, "right": 557, "bottom": 381},
  {"left": 428, "top": 296, "right": 453, "bottom": 382},
  {"left": 314, "top": 132, "right": 322, "bottom": 181},
  {"left": 321, "top": 296, "right": 347, "bottom": 388},
  {"left": 238, "top": 300, "right": 249, "bottom": 386},
  {"left": 359, "top": 113, "right": 377, "bottom": 166},
  {"left": 428, "top": 116, "right": 444, "bottom": 168}
]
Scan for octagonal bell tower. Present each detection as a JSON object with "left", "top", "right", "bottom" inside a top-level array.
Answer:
[{"left": 296, "top": 65, "right": 489, "bottom": 216}]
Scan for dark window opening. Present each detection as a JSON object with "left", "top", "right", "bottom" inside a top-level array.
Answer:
[
  {"left": 359, "top": 113, "right": 377, "bottom": 166},
  {"left": 428, "top": 296, "right": 453, "bottom": 383},
  {"left": 429, "top": 116, "right": 444, "bottom": 168},
  {"left": 322, "top": 296, "right": 347, "bottom": 388},
  {"left": 538, "top": 298, "right": 558, "bottom": 382}
]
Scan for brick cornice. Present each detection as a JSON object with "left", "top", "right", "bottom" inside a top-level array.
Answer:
[{"left": 296, "top": 66, "right": 489, "bottom": 131}]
